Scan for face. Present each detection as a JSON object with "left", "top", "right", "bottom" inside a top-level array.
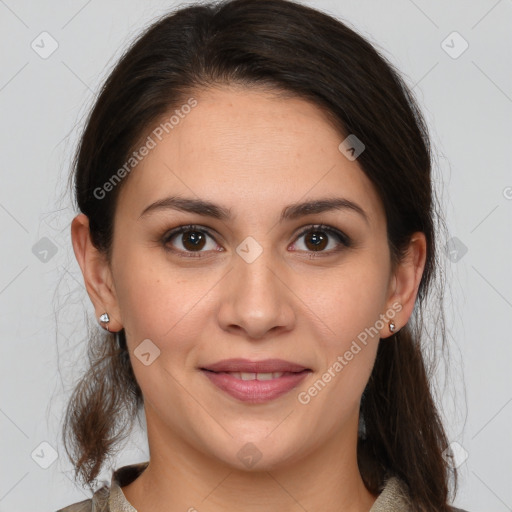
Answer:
[{"left": 88, "top": 86, "right": 410, "bottom": 471}]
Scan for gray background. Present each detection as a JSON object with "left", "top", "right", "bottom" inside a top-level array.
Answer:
[{"left": 0, "top": 0, "right": 511, "bottom": 510}]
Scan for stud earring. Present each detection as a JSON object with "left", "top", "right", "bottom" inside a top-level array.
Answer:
[
  {"left": 99, "top": 312, "right": 110, "bottom": 331},
  {"left": 389, "top": 322, "right": 396, "bottom": 333}
]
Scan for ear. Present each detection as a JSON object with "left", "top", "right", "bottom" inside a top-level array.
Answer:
[
  {"left": 70, "top": 213, "right": 123, "bottom": 332},
  {"left": 380, "top": 232, "right": 427, "bottom": 339}
]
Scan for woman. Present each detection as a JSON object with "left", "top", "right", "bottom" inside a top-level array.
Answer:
[{"left": 57, "top": 0, "right": 468, "bottom": 510}]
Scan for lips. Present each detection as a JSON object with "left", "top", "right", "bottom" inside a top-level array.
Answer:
[{"left": 200, "top": 358, "right": 311, "bottom": 403}]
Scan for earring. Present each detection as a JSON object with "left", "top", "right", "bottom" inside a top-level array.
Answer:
[
  {"left": 115, "top": 330, "right": 124, "bottom": 350},
  {"left": 389, "top": 322, "right": 396, "bottom": 333},
  {"left": 99, "top": 312, "right": 110, "bottom": 331}
]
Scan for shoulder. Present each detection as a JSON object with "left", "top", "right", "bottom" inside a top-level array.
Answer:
[
  {"left": 371, "top": 476, "right": 470, "bottom": 512},
  {"left": 370, "top": 476, "right": 410, "bottom": 511},
  {"left": 56, "top": 485, "right": 109, "bottom": 512},
  {"left": 56, "top": 461, "right": 148, "bottom": 512},
  {"left": 56, "top": 498, "right": 93, "bottom": 512}
]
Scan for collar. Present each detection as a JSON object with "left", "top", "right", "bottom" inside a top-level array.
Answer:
[{"left": 108, "top": 461, "right": 149, "bottom": 512}]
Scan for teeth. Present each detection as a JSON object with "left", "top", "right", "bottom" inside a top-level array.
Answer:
[
  {"left": 256, "top": 372, "right": 274, "bottom": 381},
  {"left": 226, "top": 371, "right": 286, "bottom": 380}
]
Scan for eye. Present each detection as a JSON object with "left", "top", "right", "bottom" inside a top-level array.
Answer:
[
  {"left": 161, "top": 224, "right": 221, "bottom": 257},
  {"left": 161, "top": 223, "right": 351, "bottom": 258},
  {"left": 291, "top": 224, "right": 351, "bottom": 254}
]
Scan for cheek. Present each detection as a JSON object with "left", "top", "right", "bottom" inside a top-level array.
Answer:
[
  {"left": 112, "top": 247, "right": 175, "bottom": 338},
  {"left": 300, "top": 256, "right": 389, "bottom": 402},
  {"left": 113, "top": 248, "right": 219, "bottom": 352},
  {"left": 306, "top": 258, "right": 390, "bottom": 344},
  {"left": 299, "top": 281, "right": 384, "bottom": 428}
]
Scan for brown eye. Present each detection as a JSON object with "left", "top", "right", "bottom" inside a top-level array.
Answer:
[
  {"left": 162, "top": 225, "right": 219, "bottom": 256},
  {"left": 292, "top": 225, "right": 351, "bottom": 254},
  {"left": 181, "top": 230, "right": 207, "bottom": 251},
  {"left": 304, "top": 231, "right": 328, "bottom": 251}
]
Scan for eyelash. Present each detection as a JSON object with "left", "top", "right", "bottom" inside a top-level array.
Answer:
[{"left": 160, "top": 223, "right": 351, "bottom": 259}]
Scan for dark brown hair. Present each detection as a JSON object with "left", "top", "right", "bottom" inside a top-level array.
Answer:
[{"left": 62, "top": 0, "right": 457, "bottom": 509}]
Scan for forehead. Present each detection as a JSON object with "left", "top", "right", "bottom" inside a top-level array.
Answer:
[{"left": 116, "top": 86, "right": 385, "bottom": 226}]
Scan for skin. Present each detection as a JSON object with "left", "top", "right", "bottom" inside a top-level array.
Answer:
[{"left": 71, "top": 85, "right": 426, "bottom": 512}]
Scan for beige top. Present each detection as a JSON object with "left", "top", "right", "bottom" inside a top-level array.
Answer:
[{"left": 56, "top": 461, "right": 461, "bottom": 511}]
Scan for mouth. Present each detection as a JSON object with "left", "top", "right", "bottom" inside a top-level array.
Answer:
[
  {"left": 201, "top": 370, "right": 305, "bottom": 380},
  {"left": 200, "top": 359, "right": 312, "bottom": 403},
  {"left": 201, "top": 357, "right": 311, "bottom": 374}
]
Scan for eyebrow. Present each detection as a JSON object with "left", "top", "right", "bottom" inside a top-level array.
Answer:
[{"left": 138, "top": 195, "right": 369, "bottom": 224}]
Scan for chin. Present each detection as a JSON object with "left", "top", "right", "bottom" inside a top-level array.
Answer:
[{"left": 204, "top": 431, "right": 306, "bottom": 473}]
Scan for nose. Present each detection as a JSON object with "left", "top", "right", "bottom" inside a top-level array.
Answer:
[{"left": 216, "top": 248, "right": 296, "bottom": 340}]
